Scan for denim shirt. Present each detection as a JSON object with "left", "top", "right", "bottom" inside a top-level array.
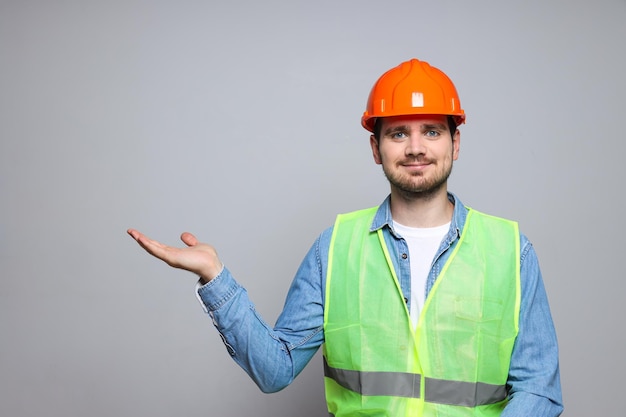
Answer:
[{"left": 197, "top": 193, "right": 563, "bottom": 416}]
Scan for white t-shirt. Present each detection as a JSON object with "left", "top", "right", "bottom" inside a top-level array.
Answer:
[{"left": 393, "top": 221, "right": 450, "bottom": 329}]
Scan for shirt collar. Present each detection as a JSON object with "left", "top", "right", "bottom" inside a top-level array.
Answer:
[{"left": 370, "top": 192, "right": 468, "bottom": 242}]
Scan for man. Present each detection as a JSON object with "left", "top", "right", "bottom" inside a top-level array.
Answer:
[{"left": 128, "top": 58, "right": 563, "bottom": 416}]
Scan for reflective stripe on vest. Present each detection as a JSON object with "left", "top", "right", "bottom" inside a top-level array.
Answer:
[
  {"left": 324, "top": 356, "right": 421, "bottom": 398},
  {"left": 324, "top": 357, "right": 506, "bottom": 406},
  {"left": 323, "top": 206, "right": 520, "bottom": 417}
]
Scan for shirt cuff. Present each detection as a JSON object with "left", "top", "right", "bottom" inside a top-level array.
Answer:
[{"left": 195, "top": 265, "right": 241, "bottom": 313}]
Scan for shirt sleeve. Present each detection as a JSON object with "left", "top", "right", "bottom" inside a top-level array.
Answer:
[
  {"left": 502, "top": 237, "right": 564, "bottom": 416},
  {"left": 195, "top": 231, "right": 327, "bottom": 393}
]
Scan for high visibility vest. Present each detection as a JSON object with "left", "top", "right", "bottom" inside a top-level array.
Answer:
[{"left": 323, "top": 207, "right": 520, "bottom": 417}]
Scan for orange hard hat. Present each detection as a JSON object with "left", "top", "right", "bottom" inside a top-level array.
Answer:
[{"left": 361, "top": 58, "right": 466, "bottom": 133}]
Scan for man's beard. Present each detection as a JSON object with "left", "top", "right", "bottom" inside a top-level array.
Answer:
[{"left": 382, "top": 160, "right": 453, "bottom": 200}]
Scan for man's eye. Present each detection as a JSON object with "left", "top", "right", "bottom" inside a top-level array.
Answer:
[
  {"left": 391, "top": 132, "right": 407, "bottom": 139},
  {"left": 425, "top": 130, "right": 440, "bottom": 137}
]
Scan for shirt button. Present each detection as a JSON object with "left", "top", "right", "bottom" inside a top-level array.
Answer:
[
  {"left": 404, "top": 297, "right": 408, "bottom": 304},
  {"left": 401, "top": 253, "right": 408, "bottom": 259}
]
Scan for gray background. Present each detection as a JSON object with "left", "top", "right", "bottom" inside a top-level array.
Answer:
[{"left": 1, "top": 1, "right": 624, "bottom": 416}]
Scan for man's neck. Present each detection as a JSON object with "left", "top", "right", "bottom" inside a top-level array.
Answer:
[{"left": 389, "top": 188, "right": 454, "bottom": 228}]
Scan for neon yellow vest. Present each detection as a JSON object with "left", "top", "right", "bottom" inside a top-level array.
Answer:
[{"left": 323, "top": 207, "right": 520, "bottom": 417}]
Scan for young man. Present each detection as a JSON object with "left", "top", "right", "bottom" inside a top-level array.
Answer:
[{"left": 128, "top": 58, "right": 563, "bottom": 416}]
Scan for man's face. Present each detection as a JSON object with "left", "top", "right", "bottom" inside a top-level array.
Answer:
[{"left": 370, "top": 114, "right": 460, "bottom": 198}]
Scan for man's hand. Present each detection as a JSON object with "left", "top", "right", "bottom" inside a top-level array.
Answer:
[{"left": 127, "top": 229, "right": 223, "bottom": 284}]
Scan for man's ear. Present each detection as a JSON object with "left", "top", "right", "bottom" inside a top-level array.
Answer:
[
  {"left": 452, "top": 129, "right": 461, "bottom": 161},
  {"left": 370, "top": 135, "right": 382, "bottom": 165}
]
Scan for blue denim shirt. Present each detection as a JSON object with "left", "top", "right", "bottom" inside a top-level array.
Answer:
[{"left": 197, "top": 193, "right": 563, "bottom": 416}]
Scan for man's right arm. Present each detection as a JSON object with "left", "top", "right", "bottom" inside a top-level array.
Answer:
[
  {"left": 196, "top": 232, "right": 328, "bottom": 392},
  {"left": 127, "top": 227, "right": 328, "bottom": 392}
]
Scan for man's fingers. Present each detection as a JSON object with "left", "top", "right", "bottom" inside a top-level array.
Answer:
[{"left": 127, "top": 228, "right": 169, "bottom": 258}]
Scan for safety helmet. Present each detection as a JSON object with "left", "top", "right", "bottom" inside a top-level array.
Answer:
[{"left": 361, "top": 58, "right": 466, "bottom": 133}]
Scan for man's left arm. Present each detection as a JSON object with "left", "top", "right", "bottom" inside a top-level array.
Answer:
[{"left": 502, "top": 238, "right": 563, "bottom": 417}]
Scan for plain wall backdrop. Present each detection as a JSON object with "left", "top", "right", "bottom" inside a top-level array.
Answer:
[{"left": 1, "top": 1, "right": 624, "bottom": 416}]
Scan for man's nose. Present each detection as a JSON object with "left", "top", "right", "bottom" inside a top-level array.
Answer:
[{"left": 405, "top": 133, "right": 425, "bottom": 156}]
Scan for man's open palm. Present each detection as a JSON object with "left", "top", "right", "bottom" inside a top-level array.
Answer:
[{"left": 127, "top": 229, "right": 222, "bottom": 283}]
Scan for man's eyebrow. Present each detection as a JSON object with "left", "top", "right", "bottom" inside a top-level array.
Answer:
[
  {"left": 421, "top": 123, "right": 447, "bottom": 131},
  {"left": 383, "top": 125, "right": 410, "bottom": 135}
]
